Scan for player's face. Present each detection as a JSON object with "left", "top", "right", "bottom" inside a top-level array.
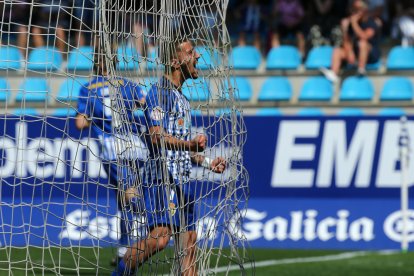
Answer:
[{"left": 178, "top": 41, "right": 200, "bottom": 80}]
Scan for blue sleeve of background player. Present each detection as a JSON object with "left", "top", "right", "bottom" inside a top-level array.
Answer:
[
  {"left": 77, "top": 84, "right": 91, "bottom": 117},
  {"left": 144, "top": 86, "right": 164, "bottom": 128}
]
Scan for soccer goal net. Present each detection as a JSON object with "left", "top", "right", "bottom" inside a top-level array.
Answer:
[{"left": 0, "top": 0, "right": 250, "bottom": 275}]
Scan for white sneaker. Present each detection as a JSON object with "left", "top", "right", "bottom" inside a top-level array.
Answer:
[{"left": 320, "top": 67, "right": 340, "bottom": 83}]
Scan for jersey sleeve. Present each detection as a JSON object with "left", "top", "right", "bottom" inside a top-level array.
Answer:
[
  {"left": 144, "top": 86, "right": 164, "bottom": 128},
  {"left": 77, "top": 83, "right": 91, "bottom": 117}
]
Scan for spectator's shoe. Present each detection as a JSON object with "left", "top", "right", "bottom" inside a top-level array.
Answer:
[
  {"left": 320, "top": 67, "right": 339, "bottom": 83},
  {"left": 357, "top": 68, "right": 367, "bottom": 77},
  {"left": 310, "top": 25, "right": 323, "bottom": 47}
]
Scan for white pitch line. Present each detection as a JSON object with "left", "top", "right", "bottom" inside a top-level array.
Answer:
[
  {"left": 161, "top": 250, "right": 398, "bottom": 275},
  {"left": 212, "top": 250, "right": 398, "bottom": 274}
]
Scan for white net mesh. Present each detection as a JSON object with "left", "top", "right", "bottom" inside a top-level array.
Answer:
[{"left": 0, "top": 0, "right": 251, "bottom": 275}]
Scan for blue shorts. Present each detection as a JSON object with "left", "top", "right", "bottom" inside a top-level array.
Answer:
[{"left": 143, "top": 181, "right": 196, "bottom": 232}]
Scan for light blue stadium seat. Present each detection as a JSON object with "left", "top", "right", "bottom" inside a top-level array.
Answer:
[
  {"left": 365, "top": 60, "right": 382, "bottom": 71},
  {"left": 299, "top": 77, "right": 333, "bottom": 101},
  {"left": 340, "top": 77, "right": 374, "bottom": 101},
  {"left": 386, "top": 46, "right": 414, "bottom": 70},
  {"left": 0, "top": 46, "right": 22, "bottom": 70},
  {"left": 305, "top": 46, "right": 333, "bottom": 69},
  {"left": 12, "top": 108, "right": 38, "bottom": 116},
  {"left": 118, "top": 46, "right": 140, "bottom": 70},
  {"left": 378, "top": 108, "right": 406, "bottom": 116},
  {"left": 67, "top": 46, "right": 94, "bottom": 70},
  {"left": 225, "top": 77, "right": 252, "bottom": 101},
  {"left": 258, "top": 77, "right": 292, "bottom": 101},
  {"left": 231, "top": 46, "right": 261, "bottom": 70},
  {"left": 27, "top": 47, "right": 62, "bottom": 71},
  {"left": 57, "top": 78, "right": 87, "bottom": 102},
  {"left": 182, "top": 78, "right": 210, "bottom": 101},
  {"left": 256, "top": 108, "right": 282, "bottom": 116},
  {"left": 337, "top": 108, "right": 365, "bottom": 116},
  {"left": 146, "top": 47, "right": 163, "bottom": 70},
  {"left": 16, "top": 78, "right": 49, "bottom": 102},
  {"left": 297, "top": 108, "right": 324, "bottom": 116},
  {"left": 380, "top": 77, "right": 413, "bottom": 101},
  {"left": 52, "top": 108, "right": 77, "bottom": 117},
  {"left": 0, "top": 79, "right": 10, "bottom": 101},
  {"left": 195, "top": 46, "right": 219, "bottom": 70},
  {"left": 266, "top": 46, "right": 301, "bottom": 70}
]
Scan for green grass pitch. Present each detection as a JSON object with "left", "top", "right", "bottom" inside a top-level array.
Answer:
[{"left": 0, "top": 247, "right": 413, "bottom": 275}]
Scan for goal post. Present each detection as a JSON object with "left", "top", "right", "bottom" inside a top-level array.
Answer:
[{"left": 0, "top": 0, "right": 251, "bottom": 275}]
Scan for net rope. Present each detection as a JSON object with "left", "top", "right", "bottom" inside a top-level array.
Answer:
[{"left": 0, "top": 0, "right": 251, "bottom": 274}]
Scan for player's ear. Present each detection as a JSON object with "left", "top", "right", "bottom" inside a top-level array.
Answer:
[{"left": 171, "top": 58, "right": 180, "bottom": 69}]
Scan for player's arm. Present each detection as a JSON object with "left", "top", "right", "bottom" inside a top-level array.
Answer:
[
  {"left": 191, "top": 154, "right": 226, "bottom": 173},
  {"left": 148, "top": 125, "right": 206, "bottom": 152}
]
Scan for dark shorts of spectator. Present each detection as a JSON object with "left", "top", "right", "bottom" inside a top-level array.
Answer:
[{"left": 274, "top": 22, "right": 305, "bottom": 38}]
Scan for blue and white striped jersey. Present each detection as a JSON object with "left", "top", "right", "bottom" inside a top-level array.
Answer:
[
  {"left": 77, "top": 76, "right": 147, "bottom": 161},
  {"left": 143, "top": 76, "right": 192, "bottom": 184}
]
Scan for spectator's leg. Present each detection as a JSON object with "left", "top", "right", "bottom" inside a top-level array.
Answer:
[
  {"left": 238, "top": 31, "right": 246, "bottom": 46},
  {"left": 253, "top": 31, "right": 261, "bottom": 50},
  {"left": 17, "top": 26, "right": 28, "bottom": 56},
  {"left": 296, "top": 31, "right": 306, "bottom": 57},
  {"left": 56, "top": 26, "right": 67, "bottom": 53},
  {"left": 332, "top": 47, "right": 346, "bottom": 74},
  {"left": 32, "top": 27, "right": 44, "bottom": 48},
  {"left": 270, "top": 32, "right": 280, "bottom": 48},
  {"left": 357, "top": 39, "right": 371, "bottom": 72}
]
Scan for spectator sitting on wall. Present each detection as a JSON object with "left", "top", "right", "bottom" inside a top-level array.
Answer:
[
  {"left": 321, "top": 0, "right": 381, "bottom": 83},
  {"left": 236, "top": 0, "right": 264, "bottom": 50},
  {"left": 269, "top": 0, "right": 306, "bottom": 56}
]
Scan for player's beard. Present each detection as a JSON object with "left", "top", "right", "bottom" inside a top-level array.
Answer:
[{"left": 181, "top": 61, "right": 198, "bottom": 80}]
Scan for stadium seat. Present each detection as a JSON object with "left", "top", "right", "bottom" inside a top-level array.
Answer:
[
  {"left": 339, "top": 77, "right": 374, "bottom": 101},
  {"left": 16, "top": 78, "right": 50, "bottom": 102},
  {"left": 182, "top": 78, "right": 210, "bottom": 101},
  {"left": 195, "top": 46, "right": 219, "bottom": 70},
  {"left": 305, "top": 46, "right": 333, "bottom": 69},
  {"left": 230, "top": 46, "right": 261, "bottom": 70},
  {"left": 299, "top": 77, "right": 333, "bottom": 101},
  {"left": 0, "top": 46, "right": 22, "bottom": 70},
  {"left": 266, "top": 46, "right": 301, "bottom": 70},
  {"left": 118, "top": 46, "right": 140, "bottom": 70},
  {"left": 365, "top": 60, "right": 382, "bottom": 71},
  {"left": 0, "top": 79, "right": 10, "bottom": 101},
  {"left": 12, "top": 108, "right": 38, "bottom": 116},
  {"left": 297, "top": 108, "right": 324, "bottom": 116},
  {"left": 378, "top": 108, "right": 406, "bottom": 116},
  {"left": 67, "top": 46, "right": 94, "bottom": 70},
  {"left": 57, "top": 78, "right": 88, "bottom": 102},
  {"left": 386, "top": 46, "right": 414, "bottom": 70},
  {"left": 258, "top": 77, "right": 292, "bottom": 101},
  {"left": 27, "top": 47, "right": 62, "bottom": 71},
  {"left": 225, "top": 77, "right": 252, "bottom": 101},
  {"left": 380, "top": 77, "right": 413, "bottom": 101},
  {"left": 256, "top": 108, "right": 282, "bottom": 116},
  {"left": 146, "top": 47, "right": 163, "bottom": 70},
  {"left": 337, "top": 108, "right": 365, "bottom": 116},
  {"left": 52, "top": 108, "right": 77, "bottom": 117}
]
